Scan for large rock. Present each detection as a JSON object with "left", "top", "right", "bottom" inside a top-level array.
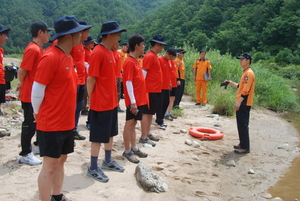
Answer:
[{"left": 135, "top": 163, "right": 168, "bottom": 193}]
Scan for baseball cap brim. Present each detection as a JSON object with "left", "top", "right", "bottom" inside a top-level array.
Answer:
[
  {"left": 100, "top": 28, "right": 127, "bottom": 36},
  {"left": 149, "top": 39, "right": 167, "bottom": 45},
  {"left": 0, "top": 28, "right": 11, "bottom": 33},
  {"left": 50, "top": 24, "right": 91, "bottom": 41}
]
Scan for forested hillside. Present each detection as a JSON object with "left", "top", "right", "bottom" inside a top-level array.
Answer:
[
  {"left": 0, "top": 0, "right": 173, "bottom": 53},
  {"left": 128, "top": 0, "right": 299, "bottom": 59}
]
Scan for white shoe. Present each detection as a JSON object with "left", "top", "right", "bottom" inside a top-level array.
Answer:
[
  {"left": 33, "top": 145, "right": 40, "bottom": 155},
  {"left": 20, "top": 153, "right": 42, "bottom": 165}
]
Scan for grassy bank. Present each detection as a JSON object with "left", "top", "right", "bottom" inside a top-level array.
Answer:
[{"left": 180, "top": 44, "right": 299, "bottom": 115}]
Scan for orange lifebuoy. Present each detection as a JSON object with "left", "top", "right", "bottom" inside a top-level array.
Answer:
[{"left": 189, "top": 127, "right": 224, "bottom": 140}]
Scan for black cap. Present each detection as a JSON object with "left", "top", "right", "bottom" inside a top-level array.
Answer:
[
  {"left": 149, "top": 34, "right": 167, "bottom": 45},
  {"left": 31, "top": 21, "right": 53, "bottom": 36},
  {"left": 83, "top": 35, "right": 96, "bottom": 45},
  {"left": 177, "top": 48, "right": 186, "bottom": 54},
  {"left": 166, "top": 47, "right": 178, "bottom": 56},
  {"left": 237, "top": 52, "right": 252, "bottom": 60},
  {"left": 0, "top": 24, "right": 11, "bottom": 34},
  {"left": 100, "top": 21, "right": 126, "bottom": 35},
  {"left": 121, "top": 42, "right": 128, "bottom": 46}
]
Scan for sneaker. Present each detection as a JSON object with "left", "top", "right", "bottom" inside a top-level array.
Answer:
[
  {"left": 159, "top": 124, "right": 166, "bottom": 130},
  {"left": 33, "top": 145, "right": 40, "bottom": 155},
  {"left": 86, "top": 166, "right": 109, "bottom": 182},
  {"left": 118, "top": 107, "right": 124, "bottom": 113},
  {"left": 0, "top": 131, "right": 11, "bottom": 137},
  {"left": 123, "top": 151, "right": 139, "bottom": 163},
  {"left": 170, "top": 114, "right": 177, "bottom": 119},
  {"left": 19, "top": 152, "right": 42, "bottom": 165},
  {"left": 101, "top": 160, "right": 125, "bottom": 172},
  {"left": 50, "top": 194, "right": 72, "bottom": 201},
  {"left": 73, "top": 131, "right": 86, "bottom": 140},
  {"left": 164, "top": 115, "right": 173, "bottom": 121},
  {"left": 147, "top": 133, "right": 159, "bottom": 141},
  {"left": 195, "top": 103, "right": 201, "bottom": 105},
  {"left": 202, "top": 103, "right": 206, "bottom": 106},
  {"left": 131, "top": 148, "right": 148, "bottom": 158},
  {"left": 139, "top": 137, "right": 156, "bottom": 147}
]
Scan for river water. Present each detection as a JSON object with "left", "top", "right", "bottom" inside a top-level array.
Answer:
[{"left": 268, "top": 105, "right": 300, "bottom": 199}]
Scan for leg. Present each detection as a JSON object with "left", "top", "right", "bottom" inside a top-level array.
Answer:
[
  {"left": 141, "top": 114, "right": 152, "bottom": 138},
  {"left": 123, "top": 119, "right": 137, "bottom": 150},
  {"left": 236, "top": 105, "right": 251, "bottom": 150},
  {"left": 74, "top": 85, "right": 86, "bottom": 130},
  {"left": 201, "top": 81, "right": 208, "bottom": 104},
  {"left": 52, "top": 155, "right": 68, "bottom": 196},
  {"left": 38, "top": 156, "right": 61, "bottom": 201},
  {"left": 195, "top": 80, "right": 201, "bottom": 103},
  {"left": 20, "top": 102, "right": 36, "bottom": 156}
]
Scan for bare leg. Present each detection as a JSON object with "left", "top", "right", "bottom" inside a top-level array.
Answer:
[
  {"left": 141, "top": 114, "right": 152, "bottom": 138},
  {"left": 123, "top": 119, "right": 137, "bottom": 150}
]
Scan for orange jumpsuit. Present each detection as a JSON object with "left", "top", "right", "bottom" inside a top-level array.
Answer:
[{"left": 192, "top": 59, "right": 212, "bottom": 104}]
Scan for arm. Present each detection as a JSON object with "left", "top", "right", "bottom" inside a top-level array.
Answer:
[
  {"left": 31, "top": 81, "right": 46, "bottom": 121},
  {"left": 87, "top": 76, "right": 96, "bottom": 98},
  {"left": 126, "top": 80, "right": 138, "bottom": 115},
  {"left": 142, "top": 69, "right": 148, "bottom": 79},
  {"left": 207, "top": 69, "right": 211, "bottom": 81},
  {"left": 16, "top": 68, "right": 28, "bottom": 92},
  {"left": 193, "top": 68, "right": 197, "bottom": 82}
]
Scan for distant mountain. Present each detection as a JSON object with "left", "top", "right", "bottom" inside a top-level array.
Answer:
[{"left": 0, "top": 0, "right": 173, "bottom": 53}]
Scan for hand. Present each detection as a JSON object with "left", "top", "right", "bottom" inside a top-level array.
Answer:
[
  {"left": 33, "top": 113, "right": 37, "bottom": 123},
  {"left": 177, "top": 81, "right": 181, "bottom": 86},
  {"left": 235, "top": 102, "right": 241, "bottom": 111},
  {"left": 208, "top": 76, "right": 211, "bottom": 81},
  {"left": 130, "top": 103, "right": 139, "bottom": 115}
]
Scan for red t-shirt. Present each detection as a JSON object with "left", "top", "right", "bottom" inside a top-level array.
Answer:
[
  {"left": 123, "top": 56, "right": 147, "bottom": 107},
  {"left": 34, "top": 46, "right": 77, "bottom": 131},
  {"left": 71, "top": 44, "right": 86, "bottom": 85},
  {"left": 88, "top": 45, "right": 118, "bottom": 111},
  {"left": 112, "top": 50, "right": 122, "bottom": 79},
  {"left": 19, "top": 42, "right": 43, "bottom": 103},
  {"left": 169, "top": 60, "right": 177, "bottom": 88},
  {"left": 0, "top": 47, "right": 5, "bottom": 84},
  {"left": 84, "top": 47, "right": 93, "bottom": 79},
  {"left": 143, "top": 50, "right": 162, "bottom": 93},
  {"left": 158, "top": 56, "right": 171, "bottom": 90}
]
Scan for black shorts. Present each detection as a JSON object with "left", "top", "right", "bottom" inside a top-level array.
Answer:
[
  {"left": 89, "top": 108, "right": 118, "bottom": 143},
  {"left": 0, "top": 84, "right": 6, "bottom": 103},
  {"left": 38, "top": 130, "right": 74, "bottom": 158},
  {"left": 143, "top": 92, "right": 161, "bottom": 115},
  {"left": 170, "top": 87, "right": 177, "bottom": 96},
  {"left": 126, "top": 105, "right": 146, "bottom": 121}
]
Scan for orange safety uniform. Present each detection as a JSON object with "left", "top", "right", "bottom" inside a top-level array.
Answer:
[
  {"left": 175, "top": 57, "right": 185, "bottom": 79},
  {"left": 0, "top": 47, "right": 5, "bottom": 84},
  {"left": 117, "top": 49, "right": 128, "bottom": 76},
  {"left": 19, "top": 42, "right": 43, "bottom": 103},
  {"left": 34, "top": 46, "right": 77, "bottom": 131},
  {"left": 236, "top": 67, "right": 255, "bottom": 106},
  {"left": 123, "top": 56, "right": 147, "bottom": 107},
  {"left": 192, "top": 59, "right": 212, "bottom": 104},
  {"left": 88, "top": 44, "right": 118, "bottom": 111}
]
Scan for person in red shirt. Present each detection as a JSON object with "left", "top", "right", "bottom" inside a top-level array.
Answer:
[
  {"left": 155, "top": 48, "right": 177, "bottom": 128},
  {"left": 0, "top": 24, "right": 10, "bottom": 117},
  {"left": 70, "top": 20, "right": 92, "bottom": 141},
  {"left": 118, "top": 41, "right": 129, "bottom": 101},
  {"left": 173, "top": 48, "right": 186, "bottom": 109},
  {"left": 165, "top": 54, "right": 178, "bottom": 120},
  {"left": 16, "top": 21, "right": 53, "bottom": 165},
  {"left": 140, "top": 34, "right": 166, "bottom": 147},
  {"left": 81, "top": 35, "right": 95, "bottom": 116},
  {"left": 31, "top": 15, "right": 91, "bottom": 201},
  {"left": 122, "top": 33, "right": 148, "bottom": 163},
  {"left": 86, "top": 21, "right": 126, "bottom": 182},
  {"left": 0, "top": 23, "right": 11, "bottom": 137},
  {"left": 112, "top": 39, "right": 125, "bottom": 113}
]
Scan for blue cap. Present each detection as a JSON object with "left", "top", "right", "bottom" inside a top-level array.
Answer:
[
  {"left": 100, "top": 21, "right": 126, "bottom": 35},
  {"left": 50, "top": 15, "right": 92, "bottom": 41},
  {"left": 83, "top": 35, "right": 96, "bottom": 45},
  {"left": 0, "top": 24, "right": 11, "bottom": 34},
  {"left": 149, "top": 34, "right": 167, "bottom": 45}
]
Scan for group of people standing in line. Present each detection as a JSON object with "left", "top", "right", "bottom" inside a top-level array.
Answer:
[{"left": 0, "top": 14, "right": 255, "bottom": 201}]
